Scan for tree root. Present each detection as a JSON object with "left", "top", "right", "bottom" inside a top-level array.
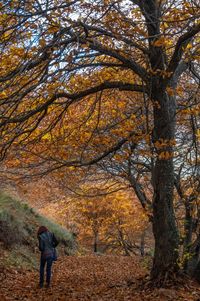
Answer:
[{"left": 136, "top": 270, "right": 191, "bottom": 289}]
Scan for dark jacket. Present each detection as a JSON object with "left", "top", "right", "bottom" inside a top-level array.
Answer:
[{"left": 38, "top": 231, "right": 59, "bottom": 258}]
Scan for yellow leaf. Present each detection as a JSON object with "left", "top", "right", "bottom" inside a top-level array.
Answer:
[{"left": 39, "top": 38, "right": 46, "bottom": 48}]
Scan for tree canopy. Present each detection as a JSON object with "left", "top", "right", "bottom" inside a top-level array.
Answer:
[{"left": 0, "top": 0, "right": 200, "bottom": 284}]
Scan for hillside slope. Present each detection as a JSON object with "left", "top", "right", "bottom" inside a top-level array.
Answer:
[{"left": 0, "top": 192, "right": 76, "bottom": 270}]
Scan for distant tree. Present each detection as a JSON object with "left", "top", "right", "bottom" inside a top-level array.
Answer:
[{"left": 71, "top": 189, "right": 148, "bottom": 255}]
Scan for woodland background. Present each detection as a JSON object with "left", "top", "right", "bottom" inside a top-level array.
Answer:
[{"left": 0, "top": 0, "right": 200, "bottom": 299}]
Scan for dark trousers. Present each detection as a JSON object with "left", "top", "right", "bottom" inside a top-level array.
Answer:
[{"left": 39, "top": 256, "right": 53, "bottom": 286}]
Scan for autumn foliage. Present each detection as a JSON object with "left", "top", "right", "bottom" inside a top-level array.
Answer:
[{"left": 0, "top": 0, "right": 200, "bottom": 286}]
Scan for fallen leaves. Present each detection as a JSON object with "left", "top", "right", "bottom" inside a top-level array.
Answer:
[{"left": 0, "top": 255, "right": 200, "bottom": 301}]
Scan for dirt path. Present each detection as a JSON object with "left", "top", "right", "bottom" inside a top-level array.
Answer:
[{"left": 1, "top": 256, "right": 200, "bottom": 301}]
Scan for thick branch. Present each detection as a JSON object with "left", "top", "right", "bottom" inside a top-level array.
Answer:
[
  {"left": 1, "top": 82, "right": 147, "bottom": 125},
  {"left": 169, "top": 61, "right": 189, "bottom": 88},
  {"left": 85, "top": 39, "right": 149, "bottom": 82},
  {"left": 167, "top": 23, "right": 200, "bottom": 76},
  {"left": 129, "top": 174, "right": 152, "bottom": 210}
]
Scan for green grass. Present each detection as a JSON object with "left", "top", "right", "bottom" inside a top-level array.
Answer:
[{"left": 0, "top": 192, "right": 76, "bottom": 270}]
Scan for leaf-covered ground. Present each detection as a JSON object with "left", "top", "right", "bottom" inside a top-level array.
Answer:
[{"left": 1, "top": 256, "right": 200, "bottom": 301}]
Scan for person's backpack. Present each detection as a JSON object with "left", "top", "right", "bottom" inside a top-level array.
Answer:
[
  {"left": 52, "top": 248, "right": 58, "bottom": 261},
  {"left": 52, "top": 233, "right": 59, "bottom": 261}
]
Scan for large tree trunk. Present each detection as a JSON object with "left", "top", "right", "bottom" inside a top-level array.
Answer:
[
  {"left": 151, "top": 89, "right": 179, "bottom": 281},
  {"left": 137, "top": 0, "right": 180, "bottom": 281},
  {"left": 151, "top": 158, "right": 179, "bottom": 279}
]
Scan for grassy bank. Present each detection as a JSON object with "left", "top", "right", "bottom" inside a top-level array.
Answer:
[{"left": 0, "top": 192, "right": 76, "bottom": 270}]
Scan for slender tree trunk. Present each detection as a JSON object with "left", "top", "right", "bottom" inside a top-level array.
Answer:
[
  {"left": 184, "top": 191, "right": 200, "bottom": 274},
  {"left": 117, "top": 227, "right": 130, "bottom": 256},
  {"left": 184, "top": 199, "right": 194, "bottom": 251},
  {"left": 140, "top": 229, "right": 146, "bottom": 256},
  {"left": 183, "top": 198, "right": 193, "bottom": 270},
  {"left": 94, "top": 231, "right": 98, "bottom": 253},
  {"left": 183, "top": 187, "right": 200, "bottom": 268},
  {"left": 151, "top": 89, "right": 179, "bottom": 280}
]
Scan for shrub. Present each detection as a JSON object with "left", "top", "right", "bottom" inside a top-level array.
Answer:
[{"left": 0, "top": 210, "right": 23, "bottom": 248}]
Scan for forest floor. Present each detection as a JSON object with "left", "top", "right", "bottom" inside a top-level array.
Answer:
[{"left": 1, "top": 255, "right": 200, "bottom": 301}]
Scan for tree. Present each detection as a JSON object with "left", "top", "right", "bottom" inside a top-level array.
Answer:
[
  {"left": 69, "top": 189, "right": 148, "bottom": 255},
  {"left": 0, "top": 0, "right": 200, "bottom": 284},
  {"left": 73, "top": 195, "right": 113, "bottom": 253}
]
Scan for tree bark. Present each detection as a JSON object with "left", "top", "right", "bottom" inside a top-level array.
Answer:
[
  {"left": 151, "top": 88, "right": 179, "bottom": 280},
  {"left": 187, "top": 234, "right": 200, "bottom": 278},
  {"left": 183, "top": 198, "right": 194, "bottom": 270}
]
